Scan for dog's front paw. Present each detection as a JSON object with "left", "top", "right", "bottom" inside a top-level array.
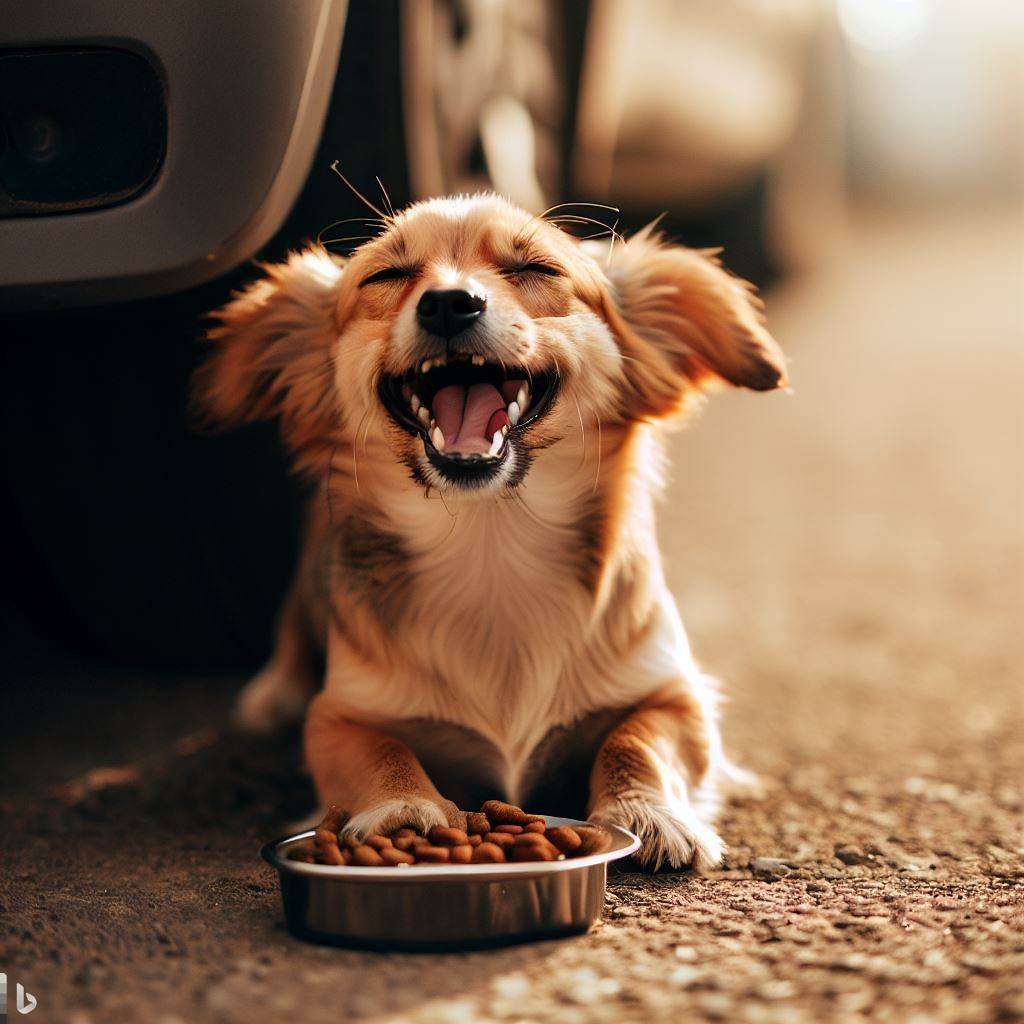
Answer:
[
  {"left": 590, "top": 795, "right": 724, "bottom": 873},
  {"left": 342, "top": 797, "right": 464, "bottom": 841}
]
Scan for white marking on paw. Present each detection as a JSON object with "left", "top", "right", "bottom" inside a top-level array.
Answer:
[
  {"left": 343, "top": 798, "right": 449, "bottom": 841},
  {"left": 590, "top": 795, "right": 724, "bottom": 873}
]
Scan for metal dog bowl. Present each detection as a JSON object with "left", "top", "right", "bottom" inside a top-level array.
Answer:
[{"left": 262, "top": 816, "right": 640, "bottom": 950}]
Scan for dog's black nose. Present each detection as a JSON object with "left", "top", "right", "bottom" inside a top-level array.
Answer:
[{"left": 416, "top": 288, "right": 486, "bottom": 340}]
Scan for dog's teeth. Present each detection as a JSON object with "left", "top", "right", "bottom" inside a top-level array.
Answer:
[
  {"left": 488, "top": 431, "right": 503, "bottom": 456},
  {"left": 507, "top": 401, "right": 520, "bottom": 426},
  {"left": 410, "top": 394, "right": 421, "bottom": 414},
  {"left": 471, "top": 354, "right": 485, "bottom": 367},
  {"left": 421, "top": 359, "right": 433, "bottom": 374},
  {"left": 431, "top": 426, "right": 445, "bottom": 451},
  {"left": 417, "top": 406, "right": 430, "bottom": 427},
  {"left": 516, "top": 384, "right": 529, "bottom": 412}
]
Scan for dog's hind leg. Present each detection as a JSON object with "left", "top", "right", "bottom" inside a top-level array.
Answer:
[{"left": 233, "top": 574, "right": 323, "bottom": 733}]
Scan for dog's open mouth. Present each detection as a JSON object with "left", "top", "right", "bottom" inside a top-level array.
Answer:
[{"left": 379, "top": 354, "right": 558, "bottom": 479}]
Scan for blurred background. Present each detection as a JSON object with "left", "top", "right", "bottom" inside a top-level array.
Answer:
[{"left": 0, "top": 0, "right": 1020, "bottom": 783}]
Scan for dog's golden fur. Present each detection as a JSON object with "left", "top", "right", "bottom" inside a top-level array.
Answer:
[{"left": 194, "top": 194, "right": 786, "bottom": 869}]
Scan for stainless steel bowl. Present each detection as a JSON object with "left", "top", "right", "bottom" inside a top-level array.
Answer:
[{"left": 262, "top": 816, "right": 640, "bottom": 950}]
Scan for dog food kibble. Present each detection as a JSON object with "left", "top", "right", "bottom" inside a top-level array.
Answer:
[
  {"left": 545, "top": 826, "right": 583, "bottom": 854},
  {"left": 414, "top": 844, "right": 451, "bottom": 863},
  {"left": 297, "top": 802, "right": 612, "bottom": 867},
  {"left": 484, "top": 832, "right": 516, "bottom": 849},
  {"left": 574, "top": 825, "right": 614, "bottom": 856},
  {"left": 427, "top": 825, "right": 470, "bottom": 846},
  {"left": 480, "top": 800, "right": 529, "bottom": 825},
  {"left": 509, "top": 833, "right": 561, "bottom": 862},
  {"left": 380, "top": 846, "right": 416, "bottom": 866},
  {"left": 449, "top": 844, "right": 474, "bottom": 864},
  {"left": 465, "top": 812, "right": 491, "bottom": 835},
  {"left": 351, "top": 845, "right": 386, "bottom": 867}
]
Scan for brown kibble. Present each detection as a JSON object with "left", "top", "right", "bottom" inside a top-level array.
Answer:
[
  {"left": 413, "top": 845, "right": 450, "bottom": 863},
  {"left": 546, "top": 826, "right": 583, "bottom": 854},
  {"left": 481, "top": 800, "right": 529, "bottom": 825},
  {"left": 313, "top": 829, "right": 346, "bottom": 866},
  {"left": 510, "top": 838, "right": 559, "bottom": 862},
  {"left": 471, "top": 842, "right": 507, "bottom": 863},
  {"left": 319, "top": 806, "right": 349, "bottom": 833},
  {"left": 428, "top": 826, "right": 470, "bottom": 846},
  {"left": 574, "top": 826, "right": 612, "bottom": 856},
  {"left": 513, "top": 833, "right": 561, "bottom": 858},
  {"left": 465, "top": 812, "right": 491, "bottom": 836},
  {"left": 380, "top": 846, "right": 416, "bottom": 866},
  {"left": 351, "top": 845, "right": 386, "bottom": 867},
  {"left": 315, "top": 806, "right": 595, "bottom": 867},
  {"left": 287, "top": 844, "right": 315, "bottom": 863},
  {"left": 485, "top": 832, "right": 516, "bottom": 849}
]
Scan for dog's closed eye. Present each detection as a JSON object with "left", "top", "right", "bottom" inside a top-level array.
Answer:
[
  {"left": 500, "top": 261, "right": 563, "bottom": 280},
  {"left": 360, "top": 266, "right": 420, "bottom": 288}
]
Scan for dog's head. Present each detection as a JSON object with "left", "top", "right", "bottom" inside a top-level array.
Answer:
[{"left": 194, "top": 194, "right": 785, "bottom": 492}]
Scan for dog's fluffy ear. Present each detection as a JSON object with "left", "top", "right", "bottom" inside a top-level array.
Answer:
[
  {"left": 593, "top": 228, "right": 787, "bottom": 419},
  {"left": 192, "top": 247, "right": 343, "bottom": 456}
]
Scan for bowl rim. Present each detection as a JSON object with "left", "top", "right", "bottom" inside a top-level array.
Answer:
[{"left": 262, "top": 815, "right": 640, "bottom": 882}]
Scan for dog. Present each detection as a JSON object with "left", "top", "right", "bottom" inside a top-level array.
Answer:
[{"left": 193, "top": 194, "right": 786, "bottom": 870}]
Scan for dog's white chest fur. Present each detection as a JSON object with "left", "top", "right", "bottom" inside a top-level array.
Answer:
[{"left": 324, "top": 448, "right": 680, "bottom": 800}]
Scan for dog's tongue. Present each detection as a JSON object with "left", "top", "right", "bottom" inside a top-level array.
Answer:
[{"left": 433, "top": 383, "right": 506, "bottom": 454}]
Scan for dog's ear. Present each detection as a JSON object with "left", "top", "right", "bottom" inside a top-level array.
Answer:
[
  {"left": 192, "top": 248, "right": 343, "bottom": 455},
  {"left": 591, "top": 228, "right": 787, "bottom": 419}
]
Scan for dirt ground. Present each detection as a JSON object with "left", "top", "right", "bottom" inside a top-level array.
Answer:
[{"left": 2, "top": 203, "right": 1022, "bottom": 1024}]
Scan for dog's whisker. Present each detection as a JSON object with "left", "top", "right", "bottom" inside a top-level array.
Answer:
[
  {"left": 321, "top": 237, "right": 377, "bottom": 254},
  {"left": 316, "top": 216, "right": 387, "bottom": 248},
  {"left": 538, "top": 200, "right": 621, "bottom": 219},
  {"left": 351, "top": 407, "right": 372, "bottom": 495},
  {"left": 545, "top": 215, "right": 624, "bottom": 244},
  {"left": 606, "top": 217, "right": 621, "bottom": 268},
  {"left": 375, "top": 175, "right": 396, "bottom": 219},
  {"left": 329, "top": 161, "right": 392, "bottom": 223},
  {"left": 570, "top": 388, "right": 588, "bottom": 472}
]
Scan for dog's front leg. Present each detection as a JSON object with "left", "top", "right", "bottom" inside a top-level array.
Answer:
[
  {"left": 304, "top": 693, "right": 464, "bottom": 838},
  {"left": 587, "top": 687, "right": 724, "bottom": 872}
]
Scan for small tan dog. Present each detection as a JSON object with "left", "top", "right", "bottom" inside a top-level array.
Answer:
[{"left": 194, "top": 194, "right": 786, "bottom": 870}]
